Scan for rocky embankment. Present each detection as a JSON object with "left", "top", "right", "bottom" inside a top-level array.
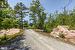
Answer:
[
  {"left": 0, "top": 28, "right": 21, "bottom": 36},
  {"left": 50, "top": 26, "right": 75, "bottom": 44},
  {"left": 0, "top": 28, "right": 31, "bottom": 50}
]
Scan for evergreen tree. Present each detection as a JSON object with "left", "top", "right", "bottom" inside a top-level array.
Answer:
[
  {"left": 30, "top": 0, "right": 46, "bottom": 29},
  {"left": 14, "top": 2, "right": 28, "bottom": 29}
]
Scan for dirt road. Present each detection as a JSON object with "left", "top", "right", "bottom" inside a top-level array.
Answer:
[{"left": 25, "top": 29, "right": 75, "bottom": 50}]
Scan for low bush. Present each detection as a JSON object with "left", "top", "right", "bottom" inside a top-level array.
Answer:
[{"left": 43, "top": 23, "right": 53, "bottom": 33}]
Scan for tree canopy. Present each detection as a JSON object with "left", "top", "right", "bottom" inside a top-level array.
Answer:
[{"left": 0, "top": 0, "right": 75, "bottom": 32}]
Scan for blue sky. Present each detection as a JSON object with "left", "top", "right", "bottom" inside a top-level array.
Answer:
[{"left": 8, "top": 0, "right": 75, "bottom": 21}]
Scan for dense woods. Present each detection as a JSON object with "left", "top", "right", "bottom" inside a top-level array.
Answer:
[{"left": 0, "top": 0, "right": 75, "bottom": 33}]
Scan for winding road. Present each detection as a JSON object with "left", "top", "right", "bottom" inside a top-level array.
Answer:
[{"left": 25, "top": 29, "right": 75, "bottom": 50}]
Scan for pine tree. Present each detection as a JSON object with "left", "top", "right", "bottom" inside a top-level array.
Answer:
[{"left": 30, "top": 0, "right": 46, "bottom": 29}]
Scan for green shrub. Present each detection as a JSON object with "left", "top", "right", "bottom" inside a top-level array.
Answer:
[
  {"left": 1, "top": 18, "right": 19, "bottom": 29},
  {"left": 43, "top": 23, "right": 53, "bottom": 33}
]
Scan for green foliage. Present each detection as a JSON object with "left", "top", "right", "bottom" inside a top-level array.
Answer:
[
  {"left": 14, "top": 2, "right": 28, "bottom": 29},
  {"left": 30, "top": 0, "right": 46, "bottom": 29},
  {"left": 1, "top": 18, "right": 19, "bottom": 29},
  {"left": 54, "top": 8, "right": 75, "bottom": 30},
  {"left": 0, "top": 1, "right": 29, "bottom": 29},
  {"left": 0, "top": 0, "right": 9, "bottom": 8},
  {"left": 44, "top": 23, "right": 52, "bottom": 33},
  {"left": 23, "top": 21, "right": 29, "bottom": 28},
  {"left": 0, "top": 8, "right": 19, "bottom": 29},
  {"left": 1, "top": 0, "right": 75, "bottom": 34}
]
